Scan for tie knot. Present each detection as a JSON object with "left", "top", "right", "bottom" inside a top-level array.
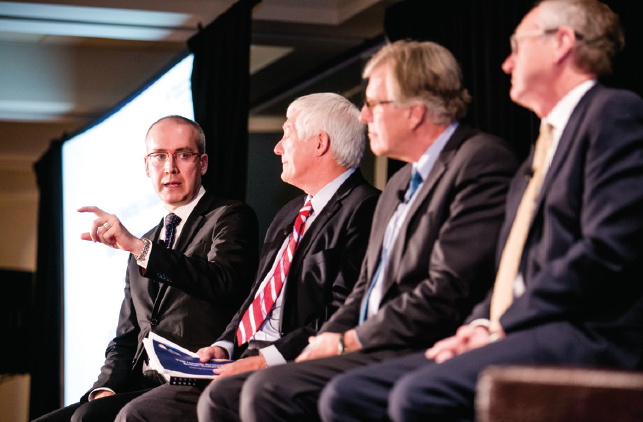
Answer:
[
  {"left": 404, "top": 170, "right": 423, "bottom": 202},
  {"left": 165, "top": 213, "right": 181, "bottom": 229},
  {"left": 299, "top": 200, "right": 313, "bottom": 219},
  {"left": 292, "top": 200, "right": 313, "bottom": 242}
]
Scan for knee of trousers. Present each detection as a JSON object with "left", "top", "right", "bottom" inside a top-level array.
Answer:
[
  {"left": 318, "top": 372, "right": 358, "bottom": 421},
  {"left": 239, "top": 368, "right": 294, "bottom": 421},
  {"left": 388, "top": 370, "right": 474, "bottom": 422},
  {"left": 197, "top": 378, "right": 235, "bottom": 421},
  {"left": 113, "top": 400, "right": 140, "bottom": 422},
  {"left": 387, "top": 373, "right": 420, "bottom": 422}
]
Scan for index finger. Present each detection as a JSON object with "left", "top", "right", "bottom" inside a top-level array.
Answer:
[{"left": 77, "top": 206, "right": 106, "bottom": 216}]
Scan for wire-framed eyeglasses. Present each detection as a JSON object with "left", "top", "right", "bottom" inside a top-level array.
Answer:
[
  {"left": 509, "top": 28, "right": 559, "bottom": 55},
  {"left": 146, "top": 151, "right": 202, "bottom": 166}
]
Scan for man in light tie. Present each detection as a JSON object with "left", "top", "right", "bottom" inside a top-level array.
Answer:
[{"left": 317, "top": 1, "right": 643, "bottom": 421}]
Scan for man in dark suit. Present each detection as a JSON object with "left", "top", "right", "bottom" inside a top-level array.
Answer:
[
  {"left": 317, "top": 1, "right": 643, "bottom": 421},
  {"left": 34, "top": 116, "right": 258, "bottom": 422},
  {"left": 225, "top": 40, "right": 518, "bottom": 422},
  {"left": 111, "top": 93, "right": 380, "bottom": 421}
]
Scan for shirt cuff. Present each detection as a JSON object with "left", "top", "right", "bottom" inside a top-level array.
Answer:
[
  {"left": 258, "top": 345, "right": 287, "bottom": 367},
  {"left": 88, "top": 387, "right": 115, "bottom": 401},
  {"left": 352, "top": 330, "right": 363, "bottom": 349},
  {"left": 213, "top": 340, "right": 234, "bottom": 360}
]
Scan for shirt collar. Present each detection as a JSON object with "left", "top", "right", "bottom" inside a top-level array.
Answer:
[
  {"left": 543, "top": 79, "right": 596, "bottom": 139},
  {"left": 306, "top": 168, "right": 355, "bottom": 215},
  {"left": 413, "top": 121, "right": 459, "bottom": 180},
  {"left": 164, "top": 185, "right": 205, "bottom": 223}
]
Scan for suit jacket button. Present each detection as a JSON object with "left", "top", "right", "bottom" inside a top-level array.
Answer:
[{"left": 150, "top": 318, "right": 159, "bottom": 326}]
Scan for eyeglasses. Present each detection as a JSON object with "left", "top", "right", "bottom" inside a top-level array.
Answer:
[
  {"left": 363, "top": 99, "right": 396, "bottom": 109},
  {"left": 146, "top": 151, "right": 202, "bottom": 166},
  {"left": 510, "top": 28, "right": 559, "bottom": 55}
]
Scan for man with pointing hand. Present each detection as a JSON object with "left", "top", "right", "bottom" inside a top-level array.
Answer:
[{"left": 34, "top": 115, "right": 258, "bottom": 422}]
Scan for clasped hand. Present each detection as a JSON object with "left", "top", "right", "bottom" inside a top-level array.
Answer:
[{"left": 425, "top": 324, "right": 502, "bottom": 363}]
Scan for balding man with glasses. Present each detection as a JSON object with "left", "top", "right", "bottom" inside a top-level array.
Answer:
[{"left": 34, "top": 115, "right": 258, "bottom": 422}]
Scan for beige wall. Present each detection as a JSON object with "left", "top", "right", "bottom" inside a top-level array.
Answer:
[{"left": 0, "top": 375, "right": 30, "bottom": 422}]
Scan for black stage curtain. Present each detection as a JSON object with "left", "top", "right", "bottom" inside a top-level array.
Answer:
[
  {"left": 384, "top": 0, "right": 642, "bottom": 169},
  {"left": 30, "top": 140, "right": 64, "bottom": 419},
  {"left": 385, "top": 0, "right": 536, "bottom": 171},
  {"left": 188, "top": 0, "right": 261, "bottom": 201},
  {"left": 0, "top": 269, "right": 33, "bottom": 375}
]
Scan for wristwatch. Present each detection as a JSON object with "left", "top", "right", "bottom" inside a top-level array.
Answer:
[
  {"left": 134, "top": 238, "right": 152, "bottom": 262},
  {"left": 337, "top": 333, "right": 349, "bottom": 355}
]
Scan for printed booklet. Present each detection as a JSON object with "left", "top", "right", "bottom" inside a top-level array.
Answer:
[{"left": 143, "top": 332, "right": 233, "bottom": 387}]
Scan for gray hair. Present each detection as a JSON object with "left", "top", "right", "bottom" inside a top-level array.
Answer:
[
  {"left": 363, "top": 40, "right": 471, "bottom": 125},
  {"left": 146, "top": 115, "right": 206, "bottom": 154},
  {"left": 287, "top": 93, "right": 365, "bottom": 168},
  {"left": 536, "top": 0, "right": 624, "bottom": 77}
]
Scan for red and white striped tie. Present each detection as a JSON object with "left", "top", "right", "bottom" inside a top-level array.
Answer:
[{"left": 236, "top": 200, "right": 313, "bottom": 346}]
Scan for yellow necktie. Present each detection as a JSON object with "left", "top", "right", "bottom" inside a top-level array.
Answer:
[{"left": 489, "top": 121, "right": 553, "bottom": 334}]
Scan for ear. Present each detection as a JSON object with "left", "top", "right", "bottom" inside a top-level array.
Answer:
[
  {"left": 408, "top": 104, "right": 427, "bottom": 131},
  {"left": 552, "top": 26, "right": 576, "bottom": 64},
  {"left": 145, "top": 156, "right": 151, "bottom": 178},
  {"left": 314, "top": 131, "right": 331, "bottom": 157},
  {"left": 199, "top": 153, "right": 209, "bottom": 175}
]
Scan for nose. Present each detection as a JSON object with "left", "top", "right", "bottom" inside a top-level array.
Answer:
[
  {"left": 359, "top": 104, "right": 372, "bottom": 123},
  {"left": 164, "top": 154, "right": 179, "bottom": 173},
  {"left": 274, "top": 139, "right": 284, "bottom": 155},
  {"left": 501, "top": 54, "right": 514, "bottom": 74}
]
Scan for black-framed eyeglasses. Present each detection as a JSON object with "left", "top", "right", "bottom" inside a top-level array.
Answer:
[
  {"left": 509, "top": 28, "right": 559, "bottom": 55},
  {"left": 363, "top": 99, "right": 396, "bottom": 109},
  {"left": 146, "top": 151, "right": 202, "bottom": 166}
]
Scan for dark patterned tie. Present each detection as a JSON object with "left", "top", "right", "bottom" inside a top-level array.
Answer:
[
  {"left": 150, "top": 213, "right": 182, "bottom": 299},
  {"left": 164, "top": 213, "right": 182, "bottom": 249},
  {"left": 236, "top": 200, "right": 313, "bottom": 345}
]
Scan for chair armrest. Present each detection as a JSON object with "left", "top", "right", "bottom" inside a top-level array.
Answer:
[{"left": 476, "top": 365, "right": 643, "bottom": 422}]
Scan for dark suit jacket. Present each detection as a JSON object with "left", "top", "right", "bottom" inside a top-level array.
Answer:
[
  {"left": 83, "top": 190, "right": 258, "bottom": 401},
  {"left": 321, "top": 125, "right": 518, "bottom": 350},
  {"left": 217, "top": 170, "right": 380, "bottom": 360},
  {"left": 468, "top": 84, "right": 643, "bottom": 369}
]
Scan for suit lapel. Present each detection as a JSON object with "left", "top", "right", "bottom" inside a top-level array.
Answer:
[
  {"left": 173, "top": 191, "right": 215, "bottom": 253},
  {"left": 528, "top": 84, "right": 600, "bottom": 232},
  {"left": 382, "top": 125, "right": 474, "bottom": 295},
  {"left": 154, "top": 191, "right": 215, "bottom": 307},
  {"left": 294, "top": 171, "right": 365, "bottom": 263}
]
